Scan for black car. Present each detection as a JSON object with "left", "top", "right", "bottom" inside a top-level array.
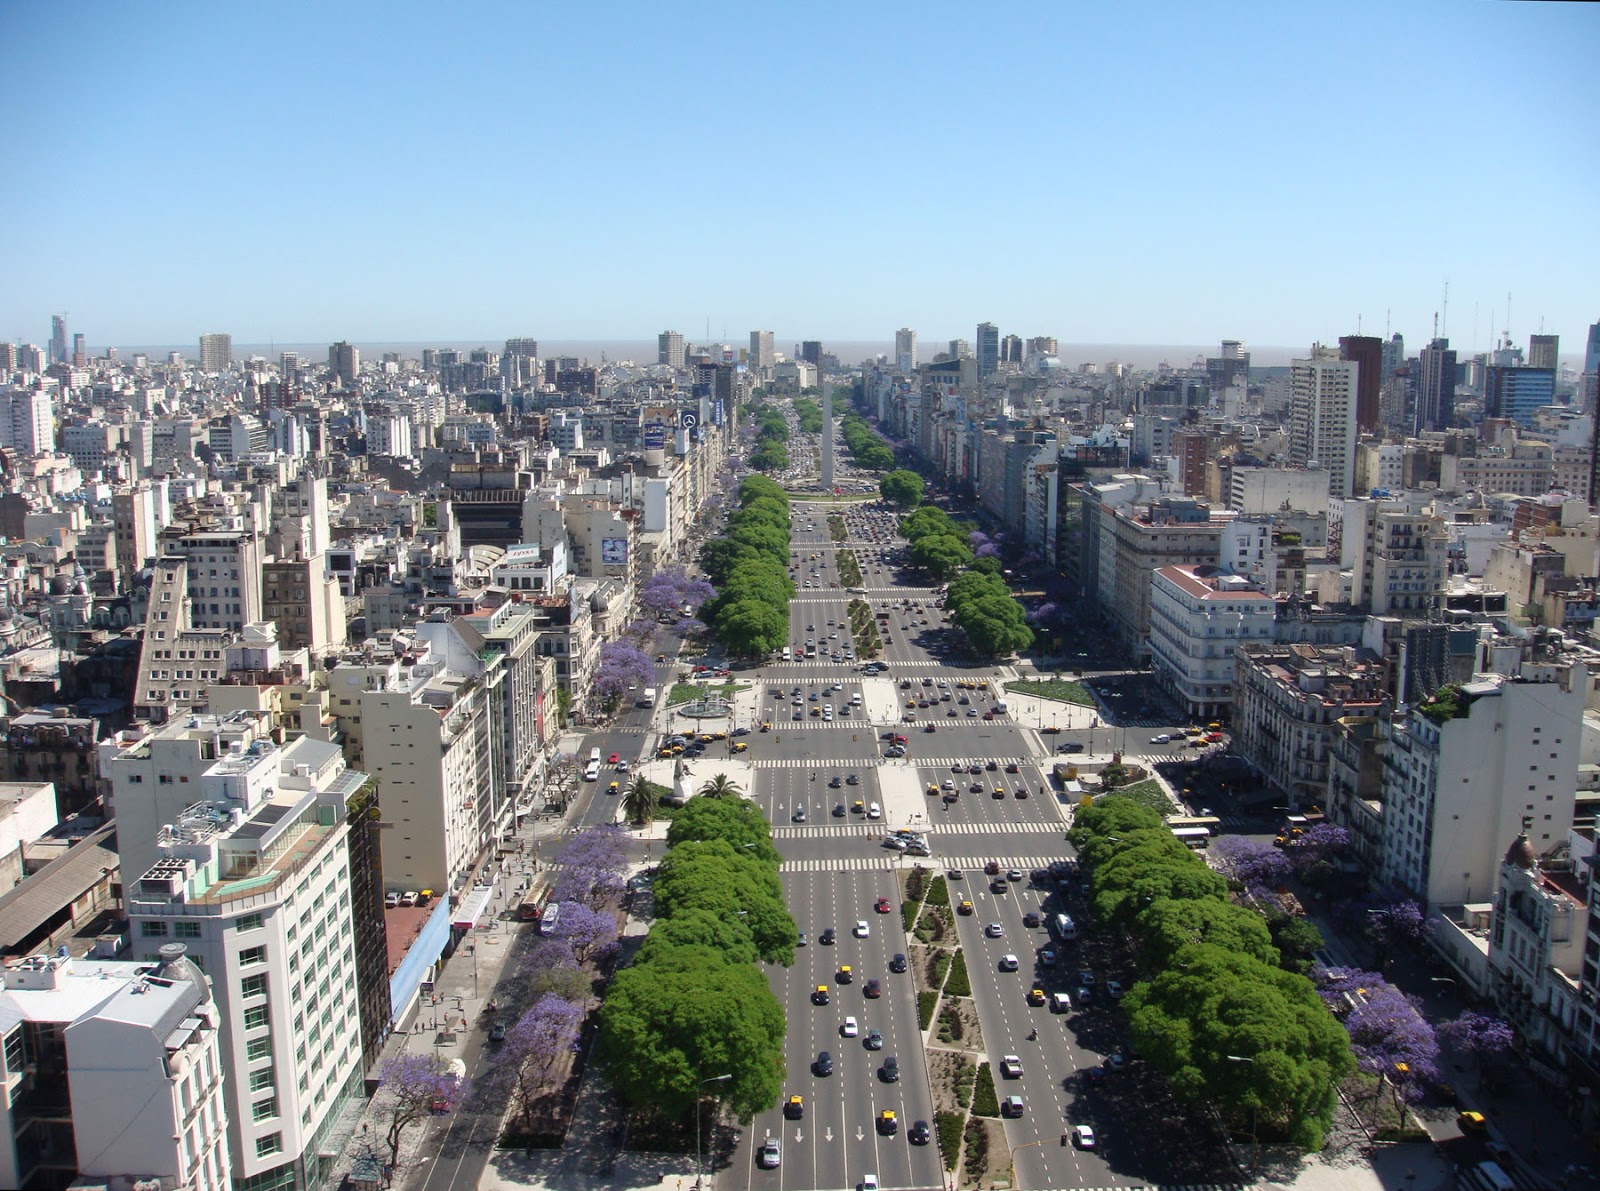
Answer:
[
  {"left": 879, "top": 1055, "right": 899, "bottom": 1083},
  {"left": 815, "top": 1051, "right": 834, "bottom": 1077},
  {"left": 863, "top": 978, "right": 882, "bottom": 998},
  {"left": 1058, "top": 742, "right": 1085, "bottom": 754},
  {"left": 990, "top": 878, "right": 1009, "bottom": 893},
  {"left": 833, "top": 803, "right": 847, "bottom": 817},
  {"left": 1022, "top": 912, "right": 1042, "bottom": 928},
  {"left": 985, "top": 760, "right": 998, "bottom": 771},
  {"left": 909, "top": 1119, "right": 931, "bottom": 1145},
  {"left": 820, "top": 927, "right": 836, "bottom": 945},
  {"left": 889, "top": 952, "right": 908, "bottom": 973},
  {"left": 828, "top": 776, "right": 842, "bottom": 788}
]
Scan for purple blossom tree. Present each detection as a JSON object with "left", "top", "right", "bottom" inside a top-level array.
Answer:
[
  {"left": 1210, "top": 834, "right": 1292, "bottom": 889},
  {"left": 594, "top": 642, "right": 657, "bottom": 703},
  {"left": 621, "top": 618, "right": 660, "bottom": 650},
  {"left": 1437, "top": 1011, "right": 1516, "bottom": 1085},
  {"left": 672, "top": 616, "right": 707, "bottom": 638},
  {"left": 1363, "top": 899, "right": 1428, "bottom": 970},
  {"left": 1287, "top": 823, "right": 1353, "bottom": 883},
  {"left": 639, "top": 569, "right": 718, "bottom": 619},
  {"left": 522, "top": 938, "right": 590, "bottom": 1001},
  {"left": 379, "top": 1052, "right": 470, "bottom": 1170},
  {"left": 548, "top": 902, "right": 619, "bottom": 963},
  {"left": 550, "top": 825, "right": 630, "bottom": 908},
  {"left": 1344, "top": 983, "right": 1440, "bottom": 1116},
  {"left": 498, "top": 994, "right": 585, "bottom": 1134}
]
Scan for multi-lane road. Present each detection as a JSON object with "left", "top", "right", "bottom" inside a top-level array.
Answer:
[{"left": 564, "top": 495, "right": 1240, "bottom": 1190}]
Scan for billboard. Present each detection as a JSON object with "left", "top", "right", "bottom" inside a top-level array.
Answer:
[
  {"left": 600, "top": 538, "right": 629, "bottom": 565},
  {"left": 643, "top": 423, "right": 668, "bottom": 450},
  {"left": 713, "top": 399, "right": 725, "bottom": 426},
  {"left": 677, "top": 408, "right": 699, "bottom": 431}
]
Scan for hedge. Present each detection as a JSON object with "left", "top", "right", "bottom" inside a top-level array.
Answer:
[
  {"left": 936, "top": 1111, "right": 964, "bottom": 1170},
  {"left": 971, "top": 1061, "right": 999, "bottom": 1117},
  {"left": 902, "top": 901, "right": 918, "bottom": 932},
  {"left": 925, "top": 875, "right": 949, "bottom": 907},
  {"left": 917, "top": 990, "right": 937, "bottom": 1030},
  {"left": 944, "top": 948, "right": 971, "bottom": 997}
]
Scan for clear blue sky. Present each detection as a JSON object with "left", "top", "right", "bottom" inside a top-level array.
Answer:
[{"left": 4, "top": 1, "right": 1596, "bottom": 356}]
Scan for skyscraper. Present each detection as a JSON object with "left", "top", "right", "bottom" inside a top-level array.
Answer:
[
  {"left": 71, "top": 332, "right": 85, "bottom": 367},
  {"left": 1484, "top": 366, "right": 1556, "bottom": 427},
  {"left": 1526, "top": 334, "right": 1559, "bottom": 372},
  {"left": 1289, "top": 347, "right": 1358, "bottom": 499},
  {"left": 505, "top": 337, "right": 539, "bottom": 361},
  {"left": 749, "top": 330, "right": 774, "bottom": 371},
  {"left": 801, "top": 341, "right": 823, "bottom": 369},
  {"left": 1001, "top": 334, "right": 1023, "bottom": 365},
  {"left": 1585, "top": 322, "right": 1600, "bottom": 375},
  {"left": 1381, "top": 333, "right": 1406, "bottom": 379},
  {"left": 1416, "top": 338, "right": 1457, "bottom": 432},
  {"left": 329, "top": 340, "right": 360, "bottom": 386},
  {"left": 49, "top": 314, "right": 67, "bottom": 367},
  {"left": 894, "top": 327, "right": 917, "bottom": 373},
  {"left": 199, "top": 332, "right": 233, "bottom": 372},
  {"left": 976, "top": 322, "right": 1000, "bottom": 377},
  {"left": 948, "top": 338, "right": 971, "bottom": 359},
  {"left": 657, "top": 331, "right": 684, "bottom": 368},
  {"left": 1338, "top": 334, "right": 1383, "bottom": 433}
]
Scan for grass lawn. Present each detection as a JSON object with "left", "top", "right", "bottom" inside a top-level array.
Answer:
[
  {"left": 1097, "top": 779, "right": 1175, "bottom": 815},
  {"left": 665, "top": 682, "right": 750, "bottom": 707},
  {"left": 1005, "top": 678, "right": 1097, "bottom": 707}
]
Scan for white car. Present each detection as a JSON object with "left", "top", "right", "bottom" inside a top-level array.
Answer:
[
  {"left": 860, "top": 1177, "right": 878, "bottom": 1191},
  {"left": 842, "top": 1016, "right": 859, "bottom": 1037},
  {"left": 999, "top": 954, "right": 1019, "bottom": 972},
  {"left": 984, "top": 922, "right": 1004, "bottom": 938},
  {"left": 1071, "top": 1124, "right": 1097, "bottom": 1149},
  {"left": 854, "top": 920, "right": 870, "bottom": 938},
  {"left": 1151, "top": 733, "right": 1171, "bottom": 744},
  {"left": 616, "top": 759, "right": 630, "bottom": 772}
]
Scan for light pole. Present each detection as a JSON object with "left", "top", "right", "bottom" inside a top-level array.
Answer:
[
  {"left": 1225, "top": 1055, "right": 1258, "bottom": 1173},
  {"left": 694, "top": 1072, "right": 732, "bottom": 1190}
]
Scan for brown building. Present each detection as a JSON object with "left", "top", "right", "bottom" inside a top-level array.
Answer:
[
  {"left": 0, "top": 711, "right": 102, "bottom": 816},
  {"left": 1339, "top": 334, "right": 1383, "bottom": 433}
]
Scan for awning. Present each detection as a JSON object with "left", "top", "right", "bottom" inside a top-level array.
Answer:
[{"left": 451, "top": 886, "right": 492, "bottom": 930}]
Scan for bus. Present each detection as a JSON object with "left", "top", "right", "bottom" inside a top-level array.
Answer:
[
  {"left": 637, "top": 688, "right": 658, "bottom": 708},
  {"left": 538, "top": 901, "right": 563, "bottom": 936},
  {"left": 517, "top": 876, "right": 549, "bottom": 922},
  {"left": 1167, "top": 815, "right": 1222, "bottom": 832},
  {"left": 1171, "top": 826, "right": 1213, "bottom": 849}
]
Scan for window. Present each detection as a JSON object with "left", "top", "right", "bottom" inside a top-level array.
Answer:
[
  {"left": 246, "top": 1037, "right": 271, "bottom": 1062},
  {"left": 239, "top": 944, "right": 267, "bottom": 966},
  {"left": 140, "top": 920, "right": 168, "bottom": 938},
  {"left": 243, "top": 1005, "right": 269, "bottom": 1030},
  {"left": 236, "top": 912, "right": 264, "bottom": 932},
  {"left": 249, "top": 1067, "right": 275, "bottom": 1092},
  {"left": 251, "top": 1097, "right": 278, "bottom": 1123},
  {"left": 175, "top": 921, "right": 201, "bottom": 939},
  {"left": 241, "top": 974, "right": 269, "bottom": 999},
  {"left": 255, "top": 1133, "right": 283, "bottom": 1158}
]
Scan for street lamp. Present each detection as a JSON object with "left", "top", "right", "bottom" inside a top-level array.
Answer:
[
  {"left": 695, "top": 1073, "right": 733, "bottom": 1190},
  {"left": 1225, "top": 1055, "right": 1258, "bottom": 1173}
]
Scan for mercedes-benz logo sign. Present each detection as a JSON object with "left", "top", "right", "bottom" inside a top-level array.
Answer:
[{"left": 680, "top": 413, "right": 698, "bottom": 427}]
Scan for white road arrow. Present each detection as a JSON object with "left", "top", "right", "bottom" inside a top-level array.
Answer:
[
  {"left": 825, "top": 1127, "right": 833, "bottom": 1142},
  {"left": 794, "top": 1128, "right": 803, "bottom": 1143},
  {"left": 855, "top": 1127, "right": 865, "bottom": 1142}
]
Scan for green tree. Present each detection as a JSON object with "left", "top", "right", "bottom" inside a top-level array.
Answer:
[
  {"left": 714, "top": 598, "right": 787, "bottom": 658},
  {"left": 596, "top": 945, "right": 787, "bottom": 1123},
  {"left": 900, "top": 505, "right": 956, "bottom": 542},
  {"left": 699, "top": 538, "right": 757, "bottom": 586},
  {"left": 636, "top": 909, "right": 760, "bottom": 966},
  {"left": 909, "top": 532, "right": 974, "bottom": 578},
  {"left": 666, "top": 796, "right": 777, "bottom": 863},
  {"left": 697, "top": 773, "right": 745, "bottom": 801},
  {"left": 652, "top": 841, "right": 795, "bottom": 965},
  {"left": 1135, "top": 897, "right": 1278, "bottom": 970},
  {"left": 1270, "top": 916, "right": 1327, "bottom": 974},
  {"left": 623, "top": 775, "right": 660, "bottom": 826}
]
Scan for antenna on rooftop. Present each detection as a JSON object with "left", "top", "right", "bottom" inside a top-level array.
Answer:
[{"left": 1441, "top": 279, "right": 1449, "bottom": 339}]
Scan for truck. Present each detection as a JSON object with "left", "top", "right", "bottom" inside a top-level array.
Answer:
[{"left": 637, "top": 688, "right": 658, "bottom": 709}]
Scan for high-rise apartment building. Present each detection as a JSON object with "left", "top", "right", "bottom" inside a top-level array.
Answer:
[
  {"left": 1025, "top": 336, "right": 1058, "bottom": 360},
  {"left": 1527, "top": 333, "right": 1559, "bottom": 371},
  {"left": 658, "top": 331, "right": 685, "bottom": 368},
  {"left": 1417, "top": 337, "right": 1457, "bottom": 431},
  {"left": 894, "top": 327, "right": 917, "bottom": 373},
  {"left": 0, "top": 946, "right": 232, "bottom": 1191},
  {"left": 800, "top": 340, "right": 823, "bottom": 369},
  {"left": 976, "top": 322, "right": 1000, "bottom": 377},
  {"left": 1001, "top": 334, "right": 1023, "bottom": 365},
  {"left": 199, "top": 332, "right": 233, "bottom": 373},
  {"left": 504, "top": 336, "right": 538, "bottom": 362},
  {"left": 748, "top": 330, "right": 774, "bottom": 371},
  {"left": 0, "top": 384, "right": 54, "bottom": 456},
  {"left": 948, "top": 338, "right": 971, "bottom": 360},
  {"left": 1338, "top": 334, "right": 1383, "bottom": 433},
  {"left": 49, "top": 314, "right": 67, "bottom": 366},
  {"left": 1288, "top": 347, "right": 1358, "bottom": 499},
  {"left": 127, "top": 739, "right": 367, "bottom": 1191},
  {"left": 328, "top": 340, "right": 359, "bottom": 387},
  {"left": 71, "top": 331, "right": 85, "bottom": 367}
]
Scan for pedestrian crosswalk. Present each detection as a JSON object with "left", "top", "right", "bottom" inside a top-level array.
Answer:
[
  {"left": 781, "top": 852, "right": 1069, "bottom": 873},
  {"left": 770, "top": 821, "right": 1063, "bottom": 840},
  {"left": 755, "top": 756, "right": 1027, "bottom": 769}
]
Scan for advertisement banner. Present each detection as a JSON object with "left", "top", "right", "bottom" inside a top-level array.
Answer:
[{"left": 600, "top": 538, "right": 628, "bottom": 565}]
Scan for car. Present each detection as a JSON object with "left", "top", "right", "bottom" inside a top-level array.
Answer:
[
  {"left": 814, "top": 1050, "right": 834, "bottom": 1076},
  {"left": 889, "top": 952, "right": 908, "bottom": 973},
  {"left": 875, "top": 896, "right": 892, "bottom": 914},
  {"left": 1007, "top": 868, "right": 1024, "bottom": 882},
  {"left": 879, "top": 1055, "right": 899, "bottom": 1082},
  {"left": 758, "top": 1138, "right": 781, "bottom": 1169},
  {"left": 852, "top": 800, "right": 866, "bottom": 815},
  {"left": 607, "top": 752, "right": 619, "bottom": 764},
  {"left": 985, "top": 922, "right": 1004, "bottom": 938},
  {"left": 1040, "top": 948, "right": 1058, "bottom": 967},
  {"left": 969, "top": 782, "right": 983, "bottom": 793},
  {"left": 854, "top": 920, "right": 870, "bottom": 938},
  {"left": 797, "top": 931, "right": 808, "bottom": 947},
  {"left": 865, "top": 1028, "right": 884, "bottom": 1050},
  {"left": 957, "top": 897, "right": 975, "bottom": 916},
  {"left": 384, "top": 892, "right": 398, "bottom": 909},
  {"left": 1027, "top": 986, "right": 1047, "bottom": 1006},
  {"left": 793, "top": 806, "right": 808, "bottom": 823},
  {"left": 877, "top": 1109, "right": 898, "bottom": 1135},
  {"left": 1076, "top": 985, "right": 1093, "bottom": 1004},
  {"left": 1071, "top": 1124, "right": 1097, "bottom": 1149},
  {"left": 400, "top": 890, "right": 418, "bottom": 907},
  {"left": 864, "top": 978, "right": 881, "bottom": 998},
  {"left": 968, "top": 763, "right": 982, "bottom": 775},
  {"left": 984, "top": 860, "right": 1001, "bottom": 875},
  {"left": 1022, "top": 911, "right": 1042, "bottom": 928},
  {"left": 1005, "top": 762, "right": 1020, "bottom": 774},
  {"left": 1456, "top": 1110, "right": 1487, "bottom": 1133},
  {"left": 828, "top": 775, "right": 842, "bottom": 788},
  {"left": 846, "top": 773, "right": 860, "bottom": 786},
  {"left": 1077, "top": 970, "right": 1096, "bottom": 986},
  {"left": 1107, "top": 980, "right": 1125, "bottom": 999},
  {"left": 1000, "top": 1095, "right": 1024, "bottom": 1118},
  {"left": 820, "top": 927, "right": 836, "bottom": 945},
  {"left": 837, "top": 965, "right": 853, "bottom": 984},
  {"left": 946, "top": 868, "right": 964, "bottom": 881},
  {"left": 860, "top": 1176, "right": 878, "bottom": 1191},
  {"left": 1082, "top": 1065, "right": 1106, "bottom": 1086},
  {"left": 1151, "top": 733, "right": 1171, "bottom": 744},
  {"left": 489, "top": 1021, "right": 507, "bottom": 1042},
  {"left": 909, "top": 1119, "right": 931, "bottom": 1146},
  {"left": 1106, "top": 1051, "right": 1127, "bottom": 1071},
  {"left": 999, "top": 954, "right": 1019, "bottom": 972},
  {"left": 842, "top": 1016, "right": 859, "bottom": 1038},
  {"left": 833, "top": 802, "right": 847, "bottom": 817},
  {"left": 990, "top": 878, "right": 1009, "bottom": 893},
  {"left": 813, "top": 985, "right": 830, "bottom": 1005},
  {"left": 784, "top": 1095, "right": 804, "bottom": 1120},
  {"left": 1000, "top": 1055, "right": 1023, "bottom": 1078},
  {"left": 992, "top": 785, "right": 1005, "bottom": 799},
  {"left": 792, "top": 711, "right": 803, "bottom": 720}
]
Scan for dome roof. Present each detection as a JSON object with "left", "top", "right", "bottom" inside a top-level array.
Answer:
[
  {"left": 49, "top": 574, "right": 73, "bottom": 595},
  {"left": 1504, "top": 832, "right": 1536, "bottom": 870},
  {"left": 589, "top": 590, "right": 610, "bottom": 614}
]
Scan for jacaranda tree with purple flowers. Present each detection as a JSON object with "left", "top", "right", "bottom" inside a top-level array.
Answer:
[
  {"left": 1437, "top": 1011, "right": 1515, "bottom": 1086},
  {"left": 1324, "top": 970, "right": 1439, "bottom": 1118},
  {"left": 593, "top": 642, "right": 656, "bottom": 706},
  {"left": 521, "top": 938, "right": 589, "bottom": 1002},
  {"left": 548, "top": 902, "right": 619, "bottom": 963},
  {"left": 550, "top": 825, "right": 629, "bottom": 909},
  {"left": 379, "top": 1052, "right": 470, "bottom": 1171},
  {"left": 1211, "top": 834, "right": 1292, "bottom": 891},
  {"left": 498, "top": 994, "right": 585, "bottom": 1134}
]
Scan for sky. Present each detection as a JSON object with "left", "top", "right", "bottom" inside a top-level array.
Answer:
[{"left": 4, "top": 1, "right": 1597, "bottom": 358}]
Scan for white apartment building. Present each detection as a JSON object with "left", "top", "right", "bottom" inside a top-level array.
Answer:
[
  {"left": 127, "top": 738, "right": 367, "bottom": 1191},
  {"left": 1488, "top": 836, "right": 1584, "bottom": 1068},
  {"left": 0, "top": 385, "right": 54, "bottom": 457},
  {"left": 155, "top": 527, "right": 265, "bottom": 632},
  {"left": 0, "top": 947, "right": 231, "bottom": 1191},
  {"left": 1149, "top": 565, "right": 1275, "bottom": 720},
  {"left": 1288, "top": 350, "right": 1358, "bottom": 499},
  {"left": 1228, "top": 467, "right": 1330, "bottom": 516},
  {"left": 1340, "top": 498, "right": 1449, "bottom": 616},
  {"left": 134, "top": 557, "right": 241, "bottom": 722},
  {"left": 1379, "top": 659, "right": 1586, "bottom": 910}
]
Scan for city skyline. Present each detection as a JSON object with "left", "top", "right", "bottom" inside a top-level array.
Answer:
[{"left": 3, "top": 2, "right": 1597, "bottom": 347}]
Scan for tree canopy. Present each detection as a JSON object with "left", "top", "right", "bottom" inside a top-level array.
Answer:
[{"left": 879, "top": 469, "right": 925, "bottom": 508}]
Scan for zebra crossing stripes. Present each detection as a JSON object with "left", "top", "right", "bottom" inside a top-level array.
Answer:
[
  {"left": 755, "top": 756, "right": 991, "bottom": 769},
  {"left": 780, "top": 852, "right": 1068, "bottom": 873},
  {"left": 768, "top": 820, "right": 1062, "bottom": 840}
]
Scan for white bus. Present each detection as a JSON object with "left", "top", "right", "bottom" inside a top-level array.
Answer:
[
  {"left": 538, "top": 902, "right": 563, "bottom": 936},
  {"left": 637, "top": 688, "right": 658, "bottom": 708},
  {"left": 583, "top": 760, "right": 601, "bottom": 782},
  {"left": 1171, "top": 826, "right": 1212, "bottom": 849}
]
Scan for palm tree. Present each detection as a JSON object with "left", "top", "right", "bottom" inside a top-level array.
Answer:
[
  {"left": 698, "top": 773, "right": 743, "bottom": 800},
  {"left": 623, "top": 776, "right": 659, "bottom": 826}
]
